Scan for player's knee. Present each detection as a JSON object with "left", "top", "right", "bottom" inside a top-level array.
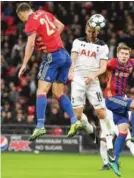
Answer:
[
  {"left": 118, "top": 124, "right": 129, "bottom": 134},
  {"left": 37, "top": 80, "right": 51, "bottom": 94},
  {"left": 96, "top": 108, "right": 106, "bottom": 119},
  {"left": 52, "top": 90, "right": 62, "bottom": 99},
  {"left": 37, "top": 87, "right": 49, "bottom": 95},
  {"left": 52, "top": 82, "right": 65, "bottom": 98}
]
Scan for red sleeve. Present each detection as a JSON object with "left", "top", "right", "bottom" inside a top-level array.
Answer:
[
  {"left": 25, "top": 18, "right": 40, "bottom": 36},
  {"left": 107, "top": 58, "right": 117, "bottom": 70}
]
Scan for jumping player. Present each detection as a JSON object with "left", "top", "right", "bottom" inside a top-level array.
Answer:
[
  {"left": 16, "top": 3, "right": 81, "bottom": 141},
  {"left": 68, "top": 17, "right": 114, "bottom": 159},
  {"left": 104, "top": 43, "right": 134, "bottom": 176}
]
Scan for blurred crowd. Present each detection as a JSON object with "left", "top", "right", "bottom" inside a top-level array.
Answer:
[{"left": 1, "top": 2, "right": 134, "bottom": 127}]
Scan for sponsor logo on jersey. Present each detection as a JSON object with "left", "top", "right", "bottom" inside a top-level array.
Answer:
[
  {"left": 80, "top": 50, "right": 96, "bottom": 58},
  {"left": 0, "top": 136, "right": 8, "bottom": 151},
  {"left": 115, "top": 72, "right": 129, "bottom": 78}
]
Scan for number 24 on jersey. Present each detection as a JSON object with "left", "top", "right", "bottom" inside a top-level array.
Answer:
[{"left": 40, "top": 15, "right": 56, "bottom": 36}]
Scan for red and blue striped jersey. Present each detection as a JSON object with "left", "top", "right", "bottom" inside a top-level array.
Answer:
[{"left": 104, "top": 58, "right": 134, "bottom": 98}]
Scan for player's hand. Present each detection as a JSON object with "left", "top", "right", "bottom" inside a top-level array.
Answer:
[
  {"left": 18, "top": 64, "right": 27, "bottom": 78},
  {"left": 84, "top": 75, "right": 95, "bottom": 85}
]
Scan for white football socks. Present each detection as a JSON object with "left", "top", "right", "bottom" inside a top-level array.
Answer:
[
  {"left": 100, "top": 140, "right": 109, "bottom": 165},
  {"left": 126, "top": 130, "right": 134, "bottom": 156},
  {"left": 100, "top": 119, "right": 113, "bottom": 150},
  {"left": 80, "top": 113, "right": 93, "bottom": 134}
]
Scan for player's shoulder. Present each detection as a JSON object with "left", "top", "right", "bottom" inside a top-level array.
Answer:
[
  {"left": 109, "top": 58, "right": 117, "bottom": 65},
  {"left": 73, "top": 37, "right": 86, "bottom": 43},
  {"left": 94, "top": 39, "right": 107, "bottom": 46},
  {"left": 109, "top": 58, "right": 117, "bottom": 62},
  {"left": 77, "top": 37, "right": 87, "bottom": 42},
  {"left": 72, "top": 37, "right": 86, "bottom": 47},
  {"left": 32, "top": 10, "right": 46, "bottom": 20},
  {"left": 107, "top": 58, "right": 117, "bottom": 69},
  {"left": 34, "top": 9, "right": 45, "bottom": 15}
]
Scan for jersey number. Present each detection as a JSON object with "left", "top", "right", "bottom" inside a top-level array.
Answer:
[
  {"left": 96, "top": 92, "right": 102, "bottom": 102},
  {"left": 40, "top": 15, "right": 56, "bottom": 36}
]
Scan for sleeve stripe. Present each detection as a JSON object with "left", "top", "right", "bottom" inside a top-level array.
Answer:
[
  {"left": 71, "top": 51, "right": 78, "bottom": 53},
  {"left": 26, "top": 31, "right": 36, "bottom": 36},
  {"left": 100, "top": 59, "right": 109, "bottom": 61}
]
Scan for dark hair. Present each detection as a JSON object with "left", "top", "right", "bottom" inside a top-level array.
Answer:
[{"left": 16, "top": 3, "right": 31, "bottom": 14}]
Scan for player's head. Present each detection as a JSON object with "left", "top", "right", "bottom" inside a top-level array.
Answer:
[
  {"left": 85, "top": 20, "right": 99, "bottom": 42},
  {"left": 117, "top": 43, "right": 131, "bottom": 65},
  {"left": 16, "top": 3, "right": 33, "bottom": 22}
]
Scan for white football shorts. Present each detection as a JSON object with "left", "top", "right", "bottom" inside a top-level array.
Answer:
[{"left": 71, "top": 75, "right": 104, "bottom": 109}]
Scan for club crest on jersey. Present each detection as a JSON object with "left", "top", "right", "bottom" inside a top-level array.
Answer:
[{"left": 80, "top": 50, "right": 96, "bottom": 58}]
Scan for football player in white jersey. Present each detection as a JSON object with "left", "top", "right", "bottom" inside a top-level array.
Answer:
[
  {"left": 100, "top": 108, "right": 134, "bottom": 170},
  {"left": 68, "top": 18, "right": 114, "bottom": 159}
]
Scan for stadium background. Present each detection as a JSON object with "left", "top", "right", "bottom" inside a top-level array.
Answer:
[{"left": 1, "top": 1, "right": 134, "bottom": 178}]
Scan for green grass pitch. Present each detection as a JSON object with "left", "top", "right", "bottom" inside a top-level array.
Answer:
[{"left": 1, "top": 153, "right": 134, "bottom": 178}]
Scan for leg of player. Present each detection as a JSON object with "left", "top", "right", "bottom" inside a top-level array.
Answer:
[
  {"left": 73, "top": 107, "right": 94, "bottom": 135},
  {"left": 28, "top": 80, "right": 52, "bottom": 141},
  {"left": 52, "top": 82, "right": 82, "bottom": 137},
  {"left": 127, "top": 101, "right": 134, "bottom": 142},
  {"left": 96, "top": 108, "right": 114, "bottom": 160},
  {"left": 100, "top": 138, "right": 111, "bottom": 170},
  {"left": 81, "top": 113, "right": 94, "bottom": 134},
  {"left": 125, "top": 129, "right": 134, "bottom": 156},
  {"left": 131, "top": 112, "right": 134, "bottom": 142},
  {"left": 110, "top": 122, "right": 128, "bottom": 177},
  {"left": 114, "top": 120, "right": 134, "bottom": 156}
]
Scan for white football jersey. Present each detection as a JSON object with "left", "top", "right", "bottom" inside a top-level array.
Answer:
[{"left": 71, "top": 37, "right": 109, "bottom": 77}]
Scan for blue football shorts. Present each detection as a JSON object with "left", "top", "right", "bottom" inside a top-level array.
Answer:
[
  {"left": 37, "top": 48, "right": 71, "bottom": 84},
  {"left": 105, "top": 96, "right": 132, "bottom": 125}
]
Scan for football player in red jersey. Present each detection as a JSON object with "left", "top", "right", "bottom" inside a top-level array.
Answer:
[
  {"left": 16, "top": 3, "right": 81, "bottom": 141},
  {"left": 105, "top": 43, "right": 134, "bottom": 177}
]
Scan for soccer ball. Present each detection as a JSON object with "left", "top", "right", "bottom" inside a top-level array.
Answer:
[{"left": 88, "top": 14, "right": 106, "bottom": 30}]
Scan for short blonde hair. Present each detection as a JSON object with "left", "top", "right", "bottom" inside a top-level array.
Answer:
[
  {"left": 16, "top": 3, "right": 31, "bottom": 14},
  {"left": 117, "top": 43, "right": 131, "bottom": 54}
]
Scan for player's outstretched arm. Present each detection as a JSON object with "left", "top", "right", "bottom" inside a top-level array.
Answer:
[
  {"left": 18, "top": 33, "right": 36, "bottom": 77},
  {"left": 53, "top": 18, "right": 64, "bottom": 34}
]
